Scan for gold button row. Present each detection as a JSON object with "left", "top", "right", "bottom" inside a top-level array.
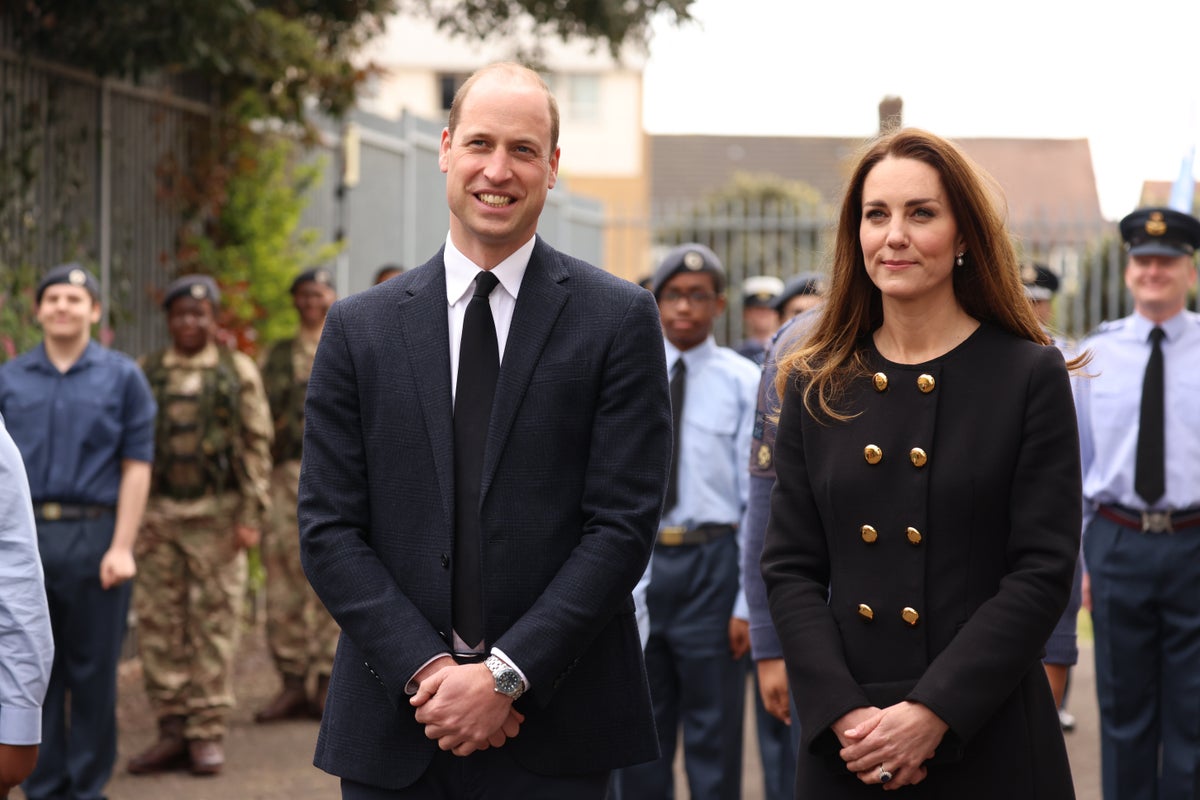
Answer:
[
  {"left": 872, "top": 372, "right": 936, "bottom": 394},
  {"left": 859, "top": 525, "right": 922, "bottom": 545},
  {"left": 858, "top": 604, "right": 921, "bottom": 626},
  {"left": 863, "top": 445, "right": 928, "bottom": 467}
]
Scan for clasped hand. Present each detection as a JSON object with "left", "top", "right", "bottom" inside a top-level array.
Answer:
[
  {"left": 411, "top": 658, "right": 524, "bottom": 756},
  {"left": 835, "top": 701, "right": 948, "bottom": 790}
]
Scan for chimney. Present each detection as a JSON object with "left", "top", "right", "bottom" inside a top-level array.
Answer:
[{"left": 879, "top": 96, "right": 903, "bottom": 133}]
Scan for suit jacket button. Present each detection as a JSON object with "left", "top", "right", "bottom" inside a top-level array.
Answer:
[
  {"left": 858, "top": 603, "right": 874, "bottom": 621},
  {"left": 917, "top": 374, "right": 936, "bottom": 393},
  {"left": 872, "top": 372, "right": 889, "bottom": 392},
  {"left": 909, "top": 447, "right": 927, "bottom": 468},
  {"left": 864, "top": 445, "right": 883, "bottom": 465},
  {"left": 861, "top": 524, "right": 878, "bottom": 544},
  {"left": 441, "top": 553, "right": 449, "bottom": 569},
  {"left": 901, "top": 607, "right": 920, "bottom": 626},
  {"left": 906, "top": 526, "right": 923, "bottom": 545}
]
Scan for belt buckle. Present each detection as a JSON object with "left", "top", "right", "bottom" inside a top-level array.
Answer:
[
  {"left": 1142, "top": 510, "right": 1173, "bottom": 534},
  {"left": 41, "top": 501, "right": 62, "bottom": 521},
  {"left": 659, "top": 526, "right": 686, "bottom": 546}
]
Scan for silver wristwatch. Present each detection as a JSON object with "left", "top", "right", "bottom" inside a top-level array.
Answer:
[{"left": 485, "top": 655, "right": 525, "bottom": 701}]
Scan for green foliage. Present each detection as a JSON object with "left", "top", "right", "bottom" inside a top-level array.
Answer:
[
  {"left": 178, "top": 134, "right": 340, "bottom": 354},
  {"left": 0, "top": 86, "right": 93, "bottom": 361}
]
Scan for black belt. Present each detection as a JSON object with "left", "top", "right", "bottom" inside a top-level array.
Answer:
[
  {"left": 34, "top": 502, "right": 115, "bottom": 522},
  {"left": 657, "top": 523, "right": 737, "bottom": 547},
  {"left": 1098, "top": 504, "right": 1200, "bottom": 534}
]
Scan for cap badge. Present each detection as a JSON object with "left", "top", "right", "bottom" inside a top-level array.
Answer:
[
  {"left": 190, "top": 283, "right": 207, "bottom": 299},
  {"left": 68, "top": 268, "right": 87, "bottom": 286},
  {"left": 1146, "top": 212, "right": 1167, "bottom": 237},
  {"left": 315, "top": 268, "right": 331, "bottom": 284},
  {"left": 683, "top": 251, "right": 705, "bottom": 270}
]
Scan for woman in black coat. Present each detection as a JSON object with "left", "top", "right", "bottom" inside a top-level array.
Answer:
[{"left": 762, "top": 128, "right": 1083, "bottom": 798}]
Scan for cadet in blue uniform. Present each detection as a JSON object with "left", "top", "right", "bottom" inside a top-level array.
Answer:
[
  {"left": 613, "top": 244, "right": 759, "bottom": 800},
  {"left": 0, "top": 264, "right": 156, "bottom": 800},
  {"left": 1075, "top": 206, "right": 1200, "bottom": 800},
  {"left": 774, "top": 272, "right": 824, "bottom": 320},
  {"left": 735, "top": 275, "right": 784, "bottom": 365}
]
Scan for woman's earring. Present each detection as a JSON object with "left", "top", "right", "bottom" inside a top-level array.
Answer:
[{"left": 955, "top": 252, "right": 964, "bottom": 267}]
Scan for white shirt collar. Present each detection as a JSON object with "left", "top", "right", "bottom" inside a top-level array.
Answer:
[{"left": 444, "top": 234, "right": 536, "bottom": 306}]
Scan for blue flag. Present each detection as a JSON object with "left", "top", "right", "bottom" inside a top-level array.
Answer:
[{"left": 1168, "top": 143, "right": 1195, "bottom": 213}]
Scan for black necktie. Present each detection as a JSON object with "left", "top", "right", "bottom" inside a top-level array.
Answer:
[
  {"left": 664, "top": 358, "right": 685, "bottom": 514},
  {"left": 453, "top": 271, "right": 500, "bottom": 648},
  {"left": 1134, "top": 326, "right": 1166, "bottom": 506}
]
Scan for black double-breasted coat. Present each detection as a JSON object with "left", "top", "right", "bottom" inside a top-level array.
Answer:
[{"left": 762, "top": 323, "right": 1079, "bottom": 798}]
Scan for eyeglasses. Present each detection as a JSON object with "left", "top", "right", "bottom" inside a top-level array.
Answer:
[{"left": 660, "top": 290, "right": 717, "bottom": 305}]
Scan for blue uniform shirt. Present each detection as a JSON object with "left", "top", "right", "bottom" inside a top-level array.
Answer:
[
  {"left": 1074, "top": 310, "right": 1200, "bottom": 530},
  {"left": 0, "top": 341, "right": 156, "bottom": 505},
  {"left": 663, "top": 336, "right": 760, "bottom": 619}
]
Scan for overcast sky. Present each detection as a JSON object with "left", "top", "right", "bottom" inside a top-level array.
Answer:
[{"left": 641, "top": 0, "right": 1200, "bottom": 220}]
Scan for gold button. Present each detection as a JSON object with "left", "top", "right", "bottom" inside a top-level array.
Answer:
[
  {"left": 858, "top": 604, "right": 875, "bottom": 621},
  {"left": 917, "top": 374, "right": 936, "bottom": 393},
  {"left": 864, "top": 444, "right": 883, "bottom": 465},
  {"left": 861, "top": 524, "right": 878, "bottom": 544},
  {"left": 909, "top": 447, "right": 927, "bottom": 467},
  {"left": 906, "top": 526, "right": 922, "bottom": 545},
  {"left": 901, "top": 607, "right": 920, "bottom": 626},
  {"left": 873, "top": 372, "right": 888, "bottom": 392}
]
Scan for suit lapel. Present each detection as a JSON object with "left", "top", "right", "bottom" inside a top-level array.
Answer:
[
  {"left": 396, "top": 253, "right": 455, "bottom": 525},
  {"left": 481, "top": 239, "right": 569, "bottom": 497}
]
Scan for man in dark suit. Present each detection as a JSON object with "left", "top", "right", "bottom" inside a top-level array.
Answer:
[{"left": 297, "top": 62, "right": 671, "bottom": 799}]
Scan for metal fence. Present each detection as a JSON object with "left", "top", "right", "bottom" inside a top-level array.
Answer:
[{"left": 605, "top": 199, "right": 1189, "bottom": 349}]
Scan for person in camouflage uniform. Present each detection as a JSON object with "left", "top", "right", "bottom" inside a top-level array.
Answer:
[
  {"left": 126, "top": 275, "right": 273, "bottom": 777},
  {"left": 254, "top": 267, "right": 341, "bottom": 723}
]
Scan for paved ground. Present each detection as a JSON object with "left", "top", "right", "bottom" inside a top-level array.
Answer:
[{"left": 13, "top": 619, "right": 1103, "bottom": 800}]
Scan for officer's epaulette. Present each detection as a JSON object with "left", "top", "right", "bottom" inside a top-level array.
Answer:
[{"left": 1081, "top": 319, "right": 1123, "bottom": 341}]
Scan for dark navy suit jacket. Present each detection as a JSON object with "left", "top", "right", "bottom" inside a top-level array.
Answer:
[{"left": 298, "top": 238, "right": 671, "bottom": 789}]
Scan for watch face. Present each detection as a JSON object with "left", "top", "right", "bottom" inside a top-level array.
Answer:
[{"left": 496, "top": 669, "right": 521, "bottom": 695}]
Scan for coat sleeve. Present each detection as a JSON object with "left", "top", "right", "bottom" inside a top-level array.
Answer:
[{"left": 762, "top": 379, "right": 873, "bottom": 755}]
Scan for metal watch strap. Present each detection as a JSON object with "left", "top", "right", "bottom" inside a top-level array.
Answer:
[{"left": 484, "top": 655, "right": 525, "bottom": 700}]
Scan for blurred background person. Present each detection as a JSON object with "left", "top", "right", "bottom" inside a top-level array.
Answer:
[
  {"left": 1074, "top": 206, "right": 1200, "bottom": 800},
  {"left": 0, "top": 264, "right": 155, "bottom": 800},
  {"left": 735, "top": 275, "right": 784, "bottom": 365},
  {"left": 613, "top": 244, "right": 759, "bottom": 800},
  {"left": 255, "top": 268, "right": 341, "bottom": 723},
  {"left": 763, "top": 128, "right": 1080, "bottom": 796},
  {"left": 126, "top": 275, "right": 272, "bottom": 778},
  {"left": 774, "top": 272, "right": 824, "bottom": 320},
  {"left": 372, "top": 264, "right": 405, "bottom": 285}
]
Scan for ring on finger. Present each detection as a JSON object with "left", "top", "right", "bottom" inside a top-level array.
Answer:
[{"left": 879, "top": 764, "right": 893, "bottom": 784}]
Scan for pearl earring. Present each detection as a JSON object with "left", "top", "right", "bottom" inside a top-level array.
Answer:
[{"left": 955, "top": 252, "right": 964, "bottom": 267}]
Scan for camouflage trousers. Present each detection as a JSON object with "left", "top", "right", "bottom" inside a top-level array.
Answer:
[
  {"left": 134, "top": 493, "right": 247, "bottom": 740},
  {"left": 264, "top": 461, "right": 339, "bottom": 681}
]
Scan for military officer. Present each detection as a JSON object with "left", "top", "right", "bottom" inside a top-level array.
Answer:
[
  {"left": 0, "top": 264, "right": 155, "bottom": 800},
  {"left": 126, "top": 274, "right": 272, "bottom": 777},
  {"left": 735, "top": 275, "right": 784, "bottom": 365},
  {"left": 1075, "top": 207, "right": 1200, "bottom": 800},
  {"left": 612, "top": 244, "right": 759, "bottom": 800},
  {"left": 255, "top": 267, "right": 340, "bottom": 723}
]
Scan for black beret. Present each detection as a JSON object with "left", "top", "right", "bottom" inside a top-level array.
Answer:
[
  {"left": 162, "top": 274, "right": 220, "bottom": 310},
  {"left": 652, "top": 243, "right": 725, "bottom": 298},
  {"left": 742, "top": 275, "right": 785, "bottom": 308},
  {"left": 1020, "top": 262, "right": 1059, "bottom": 300},
  {"left": 774, "top": 272, "right": 823, "bottom": 311},
  {"left": 291, "top": 267, "right": 335, "bottom": 294},
  {"left": 36, "top": 263, "right": 100, "bottom": 304},
  {"left": 1119, "top": 207, "right": 1200, "bottom": 258}
]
